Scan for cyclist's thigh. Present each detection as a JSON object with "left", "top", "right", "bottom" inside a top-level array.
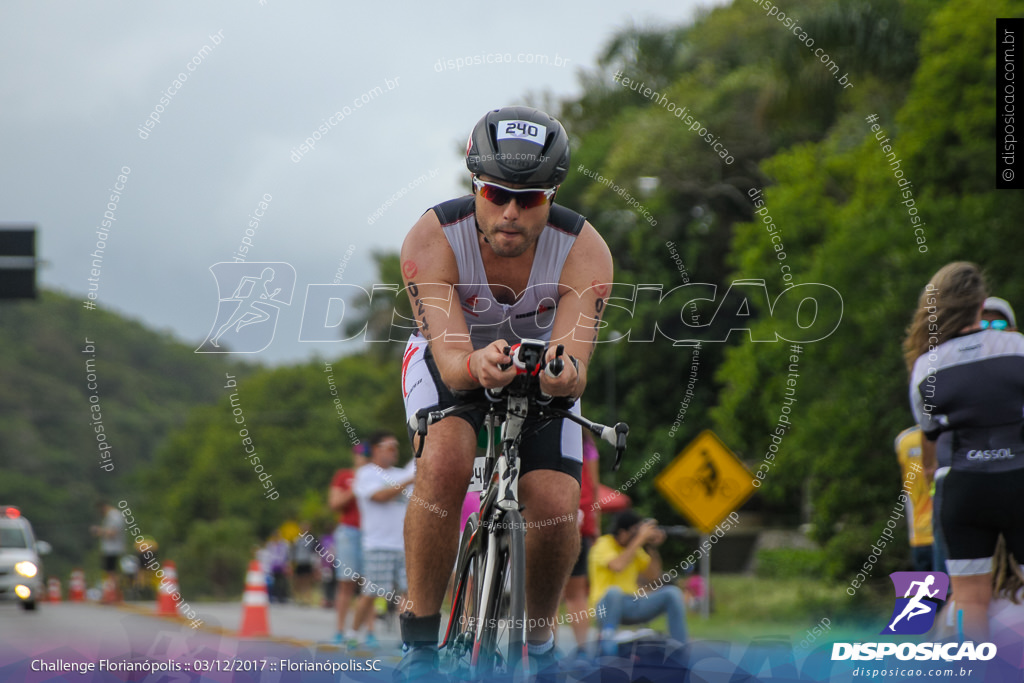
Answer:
[
  {"left": 416, "top": 417, "right": 478, "bottom": 492},
  {"left": 518, "top": 404, "right": 583, "bottom": 483}
]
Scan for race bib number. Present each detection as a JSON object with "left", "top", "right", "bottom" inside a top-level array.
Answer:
[
  {"left": 496, "top": 120, "right": 547, "bottom": 146},
  {"left": 467, "top": 456, "right": 488, "bottom": 493}
]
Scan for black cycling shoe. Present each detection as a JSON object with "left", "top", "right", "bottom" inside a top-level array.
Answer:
[{"left": 393, "top": 644, "right": 440, "bottom": 682}]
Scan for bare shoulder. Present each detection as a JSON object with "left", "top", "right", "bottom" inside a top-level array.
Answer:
[
  {"left": 400, "top": 209, "right": 457, "bottom": 284},
  {"left": 562, "top": 220, "right": 613, "bottom": 287}
]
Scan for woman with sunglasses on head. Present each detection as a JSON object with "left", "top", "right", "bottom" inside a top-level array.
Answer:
[
  {"left": 904, "top": 263, "right": 1024, "bottom": 643},
  {"left": 395, "top": 106, "right": 614, "bottom": 679},
  {"left": 982, "top": 296, "right": 1017, "bottom": 332},
  {"left": 925, "top": 295, "right": 1019, "bottom": 586}
]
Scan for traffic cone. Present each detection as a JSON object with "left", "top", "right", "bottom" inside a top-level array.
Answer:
[
  {"left": 238, "top": 559, "right": 270, "bottom": 637},
  {"left": 68, "top": 569, "right": 85, "bottom": 602},
  {"left": 47, "top": 577, "right": 62, "bottom": 602},
  {"left": 156, "top": 561, "right": 180, "bottom": 616},
  {"left": 101, "top": 574, "right": 120, "bottom": 604}
]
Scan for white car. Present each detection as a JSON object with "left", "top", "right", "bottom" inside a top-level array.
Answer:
[{"left": 0, "top": 506, "right": 50, "bottom": 610}]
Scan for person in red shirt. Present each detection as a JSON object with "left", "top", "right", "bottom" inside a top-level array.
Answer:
[{"left": 329, "top": 443, "right": 371, "bottom": 646}]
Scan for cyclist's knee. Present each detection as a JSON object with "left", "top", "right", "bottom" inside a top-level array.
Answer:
[{"left": 519, "top": 470, "right": 580, "bottom": 522}]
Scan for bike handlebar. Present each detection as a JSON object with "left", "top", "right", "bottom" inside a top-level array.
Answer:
[
  {"left": 408, "top": 404, "right": 628, "bottom": 470},
  {"left": 408, "top": 338, "right": 629, "bottom": 470}
]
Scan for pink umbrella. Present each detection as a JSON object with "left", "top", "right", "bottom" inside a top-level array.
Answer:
[{"left": 596, "top": 484, "right": 632, "bottom": 512}]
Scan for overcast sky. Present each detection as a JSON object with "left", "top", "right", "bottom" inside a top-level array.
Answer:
[{"left": 0, "top": 0, "right": 725, "bottom": 365}]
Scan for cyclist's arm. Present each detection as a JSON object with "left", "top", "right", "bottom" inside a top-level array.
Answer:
[
  {"left": 400, "top": 210, "right": 513, "bottom": 391},
  {"left": 540, "top": 221, "right": 613, "bottom": 398}
]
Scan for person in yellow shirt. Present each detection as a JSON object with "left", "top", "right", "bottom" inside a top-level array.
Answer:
[
  {"left": 588, "top": 510, "right": 687, "bottom": 655},
  {"left": 895, "top": 425, "right": 934, "bottom": 572}
]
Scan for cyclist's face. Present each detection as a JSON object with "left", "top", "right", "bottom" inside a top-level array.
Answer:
[{"left": 473, "top": 175, "right": 550, "bottom": 258}]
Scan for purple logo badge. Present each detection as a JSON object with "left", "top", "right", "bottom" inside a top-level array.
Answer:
[{"left": 881, "top": 572, "right": 949, "bottom": 635}]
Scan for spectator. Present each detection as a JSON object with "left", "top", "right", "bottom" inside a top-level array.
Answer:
[
  {"left": 929, "top": 296, "right": 1021, "bottom": 578},
  {"left": 561, "top": 431, "right": 601, "bottom": 651},
  {"left": 353, "top": 431, "right": 415, "bottom": 649},
  {"left": 682, "top": 571, "right": 706, "bottom": 611},
  {"left": 894, "top": 425, "right": 933, "bottom": 571},
  {"left": 255, "top": 541, "right": 272, "bottom": 595},
  {"left": 982, "top": 296, "right": 1018, "bottom": 332},
  {"left": 904, "top": 262, "right": 1024, "bottom": 641},
  {"left": 292, "top": 521, "right": 316, "bottom": 606},
  {"left": 588, "top": 510, "right": 687, "bottom": 655},
  {"left": 90, "top": 501, "right": 125, "bottom": 603},
  {"left": 265, "top": 531, "right": 291, "bottom": 603},
  {"left": 329, "top": 442, "right": 371, "bottom": 645},
  {"left": 314, "top": 526, "right": 337, "bottom": 608}
]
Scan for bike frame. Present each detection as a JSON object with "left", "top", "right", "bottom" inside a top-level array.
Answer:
[{"left": 410, "top": 340, "right": 629, "bottom": 675}]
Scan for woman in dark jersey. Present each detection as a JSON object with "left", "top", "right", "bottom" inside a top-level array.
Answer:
[{"left": 904, "top": 262, "right": 1024, "bottom": 641}]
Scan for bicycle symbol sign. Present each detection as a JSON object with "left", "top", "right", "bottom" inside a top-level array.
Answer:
[{"left": 655, "top": 430, "right": 754, "bottom": 533}]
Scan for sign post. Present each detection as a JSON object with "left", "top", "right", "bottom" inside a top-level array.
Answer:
[
  {"left": 0, "top": 225, "right": 38, "bottom": 300},
  {"left": 654, "top": 430, "right": 755, "bottom": 617}
]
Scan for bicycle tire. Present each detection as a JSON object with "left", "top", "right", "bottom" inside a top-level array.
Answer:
[
  {"left": 477, "top": 508, "right": 526, "bottom": 675},
  {"left": 441, "top": 513, "right": 481, "bottom": 678}
]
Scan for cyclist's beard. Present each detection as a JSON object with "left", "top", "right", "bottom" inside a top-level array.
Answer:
[{"left": 480, "top": 221, "right": 537, "bottom": 258}]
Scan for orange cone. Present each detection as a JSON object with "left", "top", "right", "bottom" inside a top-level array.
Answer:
[
  {"left": 101, "top": 574, "right": 120, "bottom": 604},
  {"left": 68, "top": 569, "right": 86, "bottom": 602},
  {"left": 238, "top": 559, "right": 270, "bottom": 637},
  {"left": 156, "top": 561, "right": 181, "bottom": 616},
  {"left": 47, "top": 577, "right": 62, "bottom": 602}
]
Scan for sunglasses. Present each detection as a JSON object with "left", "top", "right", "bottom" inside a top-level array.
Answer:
[
  {"left": 473, "top": 176, "right": 556, "bottom": 209},
  {"left": 980, "top": 319, "right": 1010, "bottom": 330}
]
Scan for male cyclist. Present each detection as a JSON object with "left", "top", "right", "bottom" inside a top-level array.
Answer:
[{"left": 396, "top": 106, "right": 613, "bottom": 678}]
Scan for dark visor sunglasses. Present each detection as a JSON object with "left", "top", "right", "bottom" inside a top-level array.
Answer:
[
  {"left": 980, "top": 319, "right": 1010, "bottom": 330},
  {"left": 473, "top": 176, "right": 556, "bottom": 209}
]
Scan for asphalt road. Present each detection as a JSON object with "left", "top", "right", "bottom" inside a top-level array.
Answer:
[{"left": 0, "top": 600, "right": 397, "bottom": 682}]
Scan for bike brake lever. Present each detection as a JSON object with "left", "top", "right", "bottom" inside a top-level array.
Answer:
[
  {"left": 498, "top": 345, "right": 512, "bottom": 372},
  {"left": 413, "top": 410, "right": 429, "bottom": 458},
  {"left": 544, "top": 344, "right": 565, "bottom": 378},
  {"left": 612, "top": 422, "right": 629, "bottom": 471}
]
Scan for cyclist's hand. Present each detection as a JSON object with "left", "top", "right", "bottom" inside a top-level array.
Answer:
[
  {"left": 539, "top": 345, "right": 579, "bottom": 398},
  {"left": 468, "top": 340, "right": 516, "bottom": 389}
]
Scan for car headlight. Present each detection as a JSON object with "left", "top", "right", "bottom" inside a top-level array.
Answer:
[{"left": 15, "top": 561, "right": 38, "bottom": 578}]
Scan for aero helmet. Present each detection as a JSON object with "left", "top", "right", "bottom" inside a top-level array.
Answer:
[{"left": 465, "top": 106, "right": 571, "bottom": 186}]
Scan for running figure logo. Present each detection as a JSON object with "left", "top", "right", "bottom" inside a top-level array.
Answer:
[
  {"left": 196, "top": 263, "right": 296, "bottom": 353},
  {"left": 881, "top": 571, "right": 949, "bottom": 635}
]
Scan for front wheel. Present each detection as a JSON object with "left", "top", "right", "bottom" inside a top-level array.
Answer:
[
  {"left": 441, "top": 513, "right": 481, "bottom": 678},
  {"left": 477, "top": 508, "right": 526, "bottom": 675}
]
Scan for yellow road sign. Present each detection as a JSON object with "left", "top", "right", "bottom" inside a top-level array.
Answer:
[{"left": 654, "top": 430, "right": 754, "bottom": 533}]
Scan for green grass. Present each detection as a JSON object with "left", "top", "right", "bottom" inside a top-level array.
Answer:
[{"left": 643, "top": 575, "right": 889, "bottom": 644}]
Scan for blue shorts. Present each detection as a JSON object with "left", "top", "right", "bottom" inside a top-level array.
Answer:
[{"left": 333, "top": 524, "right": 363, "bottom": 580}]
